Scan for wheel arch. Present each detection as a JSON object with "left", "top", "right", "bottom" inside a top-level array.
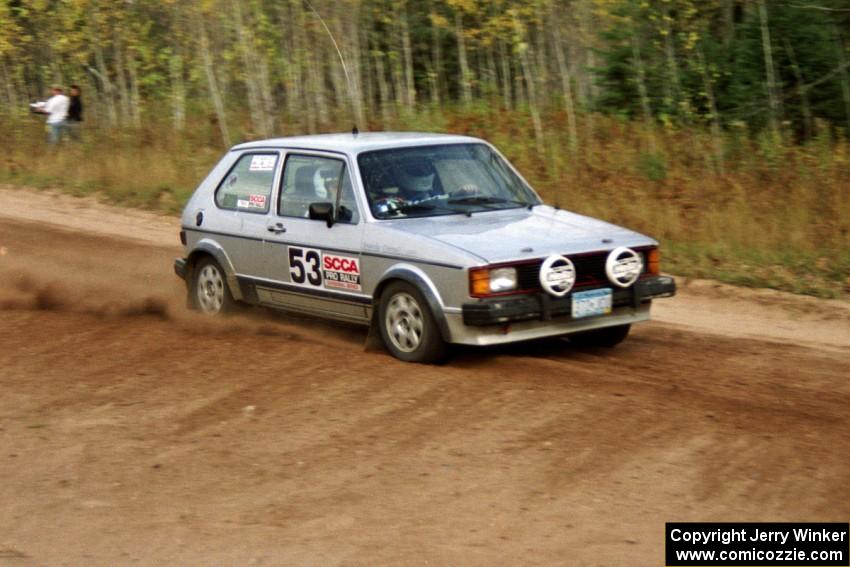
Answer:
[
  {"left": 372, "top": 265, "right": 452, "bottom": 342},
  {"left": 185, "top": 239, "right": 244, "bottom": 302}
]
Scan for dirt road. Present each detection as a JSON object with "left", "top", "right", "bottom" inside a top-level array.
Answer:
[{"left": 1, "top": 188, "right": 848, "bottom": 566}]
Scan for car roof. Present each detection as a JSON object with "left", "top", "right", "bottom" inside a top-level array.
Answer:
[{"left": 231, "top": 132, "right": 484, "bottom": 155}]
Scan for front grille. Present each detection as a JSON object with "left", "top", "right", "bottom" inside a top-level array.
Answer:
[
  {"left": 571, "top": 253, "right": 610, "bottom": 286},
  {"left": 516, "top": 263, "right": 543, "bottom": 290},
  {"left": 515, "top": 251, "right": 612, "bottom": 292}
]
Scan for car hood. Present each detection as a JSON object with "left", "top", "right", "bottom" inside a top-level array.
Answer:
[{"left": 379, "top": 206, "right": 656, "bottom": 264}]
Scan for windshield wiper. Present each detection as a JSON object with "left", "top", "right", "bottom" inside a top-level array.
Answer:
[
  {"left": 398, "top": 202, "right": 437, "bottom": 212},
  {"left": 447, "top": 195, "right": 534, "bottom": 208},
  {"left": 448, "top": 195, "right": 503, "bottom": 205},
  {"left": 386, "top": 200, "right": 461, "bottom": 217}
]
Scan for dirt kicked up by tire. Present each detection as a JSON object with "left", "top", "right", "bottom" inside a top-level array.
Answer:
[{"left": 0, "top": 188, "right": 848, "bottom": 566}]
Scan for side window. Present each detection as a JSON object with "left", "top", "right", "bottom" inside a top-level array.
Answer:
[
  {"left": 279, "top": 155, "right": 360, "bottom": 224},
  {"left": 215, "top": 153, "right": 279, "bottom": 213}
]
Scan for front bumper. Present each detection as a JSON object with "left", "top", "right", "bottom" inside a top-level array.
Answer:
[
  {"left": 174, "top": 258, "right": 188, "bottom": 281},
  {"left": 462, "top": 275, "right": 676, "bottom": 326}
]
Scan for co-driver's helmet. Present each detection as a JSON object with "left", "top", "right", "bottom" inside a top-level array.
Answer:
[
  {"left": 313, "top": 165, "right": 339, "bottom": 199},
  {"left": 396, "top": 158, "right": 435, "bottom": 195}
]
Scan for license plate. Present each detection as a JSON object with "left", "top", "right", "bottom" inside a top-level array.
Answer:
[{"left": 571, "top": 288, "right": 613, "bottom": 319}]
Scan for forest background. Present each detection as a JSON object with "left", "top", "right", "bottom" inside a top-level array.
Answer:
[{"left": 0, "top": 0, "right": 848, "bottom": 298}]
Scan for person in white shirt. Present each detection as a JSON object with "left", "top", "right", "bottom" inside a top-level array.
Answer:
[{"left": 37, "top": 86, "right": 71, "bottom": 144}]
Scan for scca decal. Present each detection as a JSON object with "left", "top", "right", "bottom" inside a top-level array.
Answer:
[
  {"left": 322, "top": 253, "right": 362, "bottom": 292},
  {"left": 323, "top": 255, "right": 360, "bottom": 274}
]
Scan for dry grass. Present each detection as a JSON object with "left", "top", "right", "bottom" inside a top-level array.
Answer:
[{"left": 2, "top": 109, "right": 848, "bottom": 298}]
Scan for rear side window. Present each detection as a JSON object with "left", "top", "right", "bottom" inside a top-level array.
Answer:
[{"left": 215, "top": 153, "right": 279, "bottom": 213}]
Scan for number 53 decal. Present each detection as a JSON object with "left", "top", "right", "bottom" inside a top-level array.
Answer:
[{"left": 288, "top": 246, "right": 323, "bottom": 287}]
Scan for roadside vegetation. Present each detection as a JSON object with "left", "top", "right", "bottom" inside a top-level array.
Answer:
[
  {"left": 1, "top": 0, "right": 848, "bottom": 298},
  {"left": 2, "top": 109, "right": 847, "bottom": 299}
]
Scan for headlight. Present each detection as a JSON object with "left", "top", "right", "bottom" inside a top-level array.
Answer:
[
  {"left": 470, "top": 267, "right": 518, "bottom": 297},
  {"left": 489, "top": 267, "right": 517, "bottom": 293}
]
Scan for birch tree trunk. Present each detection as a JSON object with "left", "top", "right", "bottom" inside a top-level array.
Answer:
[
  {"left": 340, "top": 2, "right": 365, "bottom": 128},
  {"left": 513, "top": 53, "right": 527, "bottom": 108},
  {"left": 126, "top": 50, "right": 142, "bottom": 128},
  {"left": 577, "top": 0, "right": 596, "bottom": 142},
  {"left": 232, "top": 0, "right": 263, "bottom": 135},
  {"left": 87, "top": 2, "right": 118, "bottom": 127},
  {"left": 92, "top": 42, "right": 118, "bottom": 127},
  {"left": 516, "top": 35, "right": 544, "bottom": 148},
  {"left": 455, "top": 11, "right": 472, "bottom": 106},
  {"left": 429, "top": 4, "right": 442, "bottom": 105},
  {"left": 757, "top": 0, "right": 781, "bottom": 140},
  {"left": 485, "top": 43, "right": 497, "bottom": 99},
  {"left": 630, "top": 30, "right": 656, "bottom": 154},
  {"left": 533, "top": 2, "right": 549, "bottom": 105},
  {"left": 326, "top": 7, "right": 347, "bottom": 116},
  {"left": 696, "top": 46, "right": 725, "bottom": 174},
  {"left": 232, "top": 0, "right": 272, "bottom": 137},
  {"left": 198, "top": 19, "right": 231, "bottom": 148},
  {"left": 309, "top": 40, "right": 329, "bottom": 127},
  {"left": 498, "top": 40, "right": 512, "bottom": 110},
  {"left": 663, "top": 5, "right": 683, "bottom": 120},
  {"left": 113, "top": 35, "right": 132, "bottom": 126},
  {"left": 283, "top": 0, "right": 304, "bottom": 121},
  {"left": 373, "top": 48, "right": 392, "bottom": 127},
  {"left": 389, "top": 7, "right": 405, "bottom": 109},
  {"left": 329, "top": 41, "right": 348, "bottom": 115},
  {"left": 578, "top": 0, "right": 598, "bottom": 105},
  {"left": 551, "top": 14, "right": 578, "bottom": 153},
  {"left": 297, "top": 1, "right": 312, "bottom": 130},
  {"left": 360, "top": 12, "right": 375, "bottom": 118},
  {"left": 401, "top": 3, "right": 416, "bottom": 109},
  {"left": 169, "top": 54, "right": 185, "bottom": 131}
]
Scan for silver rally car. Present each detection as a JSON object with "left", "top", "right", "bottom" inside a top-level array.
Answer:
[{"left": 174, "top": 132, "right": 675, "bottom": 362}]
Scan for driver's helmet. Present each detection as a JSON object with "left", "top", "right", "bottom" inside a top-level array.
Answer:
[
  {"left": 313, "top": 165, "right": 339, "bottom": 200},
  {"left": 396, "top": 158, "right": 435, "bottom": 196}
]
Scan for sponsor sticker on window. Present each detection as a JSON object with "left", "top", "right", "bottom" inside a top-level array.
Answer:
[{"left": 249, "top": 155, "right": 276, "bottom": 172}]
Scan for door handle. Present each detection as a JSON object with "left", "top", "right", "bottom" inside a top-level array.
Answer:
[{"left": 267, "top": 222, "right": 286, "bottom": 234}]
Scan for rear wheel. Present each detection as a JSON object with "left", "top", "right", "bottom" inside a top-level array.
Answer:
[
  {"left": 569, "top": 324, "right": 631, "bottom": 348},
  {"left": 192, "top": 256, "right": 236, "bottom": 315},
  {"left": 378, "top": 282, "right": 447, "bottom": 363}
]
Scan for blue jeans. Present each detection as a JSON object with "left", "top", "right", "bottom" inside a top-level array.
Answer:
[
  {"left": 48, "top": 121, "right": 67, "bottom": 144},
  {"left": 66, "top": 121, "right": 82, "bottom": 141}
]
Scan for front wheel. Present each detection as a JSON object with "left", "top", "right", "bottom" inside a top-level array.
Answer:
[
  {"left": 378, "top": 282, "right": 447, "bottom": 363},
  {"left": 569, "top": 324, "right": 631, "bottom": 348},
  {"left": 192, "top": 256, "right": 237, "bottom": 315}
]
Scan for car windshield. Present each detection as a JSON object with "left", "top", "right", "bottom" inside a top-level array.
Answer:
[{"left": 358, "top": 143, "right": 540, "bottom": 219}]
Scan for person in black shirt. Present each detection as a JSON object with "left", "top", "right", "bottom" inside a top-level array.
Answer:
[{"left": 68, "top": 85, "right": 83, "bottom": 140}]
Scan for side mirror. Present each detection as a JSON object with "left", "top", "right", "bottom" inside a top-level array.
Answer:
[{"left": 308, "top": 202, "right": 334, "bottom": 228}]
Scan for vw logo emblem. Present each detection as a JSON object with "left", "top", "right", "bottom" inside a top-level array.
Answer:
[
  {"left": 606, "top": 247, "right": 643, "bottom": 288},
  {"left": 539, "top": 255, "right": 576, "bottom": 297}
]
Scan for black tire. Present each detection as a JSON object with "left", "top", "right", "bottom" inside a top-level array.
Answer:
[
  {"left": 569, "top": 324, "right": 631, "bottom": 348},
  {"left": 378, "top": 281, "right": 447, "bottom": 363},
  {"left": 191, "top": 256, "right": 237, "bottom": 315}
]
